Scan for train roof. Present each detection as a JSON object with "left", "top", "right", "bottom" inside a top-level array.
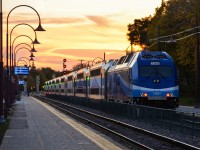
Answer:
[
  {"left": 108, "top": 53, "right": 136, "bottom": 72},
  {"left": 67, "top": 70, "right": 77, "bottom": 78},
  {"left": 138, "top": 51, "right": 173, "bottom": 60},
  {"left": 108, "top": 51, "right": 175, "bottom": 72},
  {"left": 89, "top": 62, "right": 105, "bottom": 70},
  {"left": 76, "top": 67, "right": 89, "bottom": 76}
]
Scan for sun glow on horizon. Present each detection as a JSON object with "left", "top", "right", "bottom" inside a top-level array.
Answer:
[{"left": 3, "top": 0, "right": 162, "bottom": 71}]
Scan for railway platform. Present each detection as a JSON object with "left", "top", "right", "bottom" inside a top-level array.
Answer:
[{"left": 0, "top": 96, "right": 124, "bottom": 150}]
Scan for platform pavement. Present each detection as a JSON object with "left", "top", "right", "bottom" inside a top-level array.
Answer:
[{"left": 0, "top": 96, "right": 124, "bottom": 150}]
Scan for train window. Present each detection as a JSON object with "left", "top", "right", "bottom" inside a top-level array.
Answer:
[
  {"left": 124, "top": 53, "right": 134, "bottom": 63},
  {"left": 90, "top": 69, "right": 101, "bottom": 77},
  {"left": 155, "top": 54, "right": 167, "bottom": 59},
  {"left": 52, "top": 81, "right": 55, "bottom": 84},
  {"left": 157, "top": 67, "right": 172, "bottom": 78},
  {"left": 56, "top": 79, "right": 59, "bottom": 83},
  {"left": 117, "top": 56, "right": 126, "bottom": 65},
  {"left": 65, "top": 83, "right": 68, "bottom": 88},
  {"left": 112, "top": 59, "right": 118, "bottom": 66},
  {"left": 61, "top": 78, "right": 65, "bottom": 82},
  {"left": 90, "top": 88, "right": 99, "bottom": 94},
  {"left": 68, "top": 89, "right": 72, "bottom": 93},
  {"left": 77, "top": 89, "right": 83, "bottom": 93},
  {"left": 68, "top": 76, "right": 73, "bottom": 81},
  {"left": 61, "top": 89, "right": 64, "bottom": 93},
  {"left": 140, "top": 66, "right": 172, "bottom": 78},
  {"left": 77, "top": 73, "right": 84, "bottom": 79},
  {"left": 139, "top": 67, "right": 155, "bottom": 78},
  {"left": 142, "top": 54, "right": 153, "bottom": 59}
]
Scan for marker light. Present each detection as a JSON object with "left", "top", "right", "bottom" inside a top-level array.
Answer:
[{"left": 166, "top": 93, "right": 170, "bottom": 97}]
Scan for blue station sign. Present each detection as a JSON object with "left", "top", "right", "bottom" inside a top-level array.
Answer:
[{"left": 14, "top": 66, "right": 29, "bottom": 75}]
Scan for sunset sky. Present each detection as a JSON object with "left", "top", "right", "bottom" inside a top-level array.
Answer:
[{"left": 2, "top": 0, "right": 162, "bottom": 71}]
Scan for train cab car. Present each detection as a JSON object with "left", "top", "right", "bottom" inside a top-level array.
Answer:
[
  {"left": 74, "top": 68, "right": 89, "bottom": 98},
  {"left": 66, "top": 71, "right": 77, "bottom": 96}
]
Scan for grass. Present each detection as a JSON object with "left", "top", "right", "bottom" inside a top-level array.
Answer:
[
  {"left": 0, "top": 119, "right": 10, "bottom": 145},
  {"left": 179, "top": 96, "right": 195, "bottom": 106}
]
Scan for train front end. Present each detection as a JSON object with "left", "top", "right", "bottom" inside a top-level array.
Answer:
[{"left": 132, "top": 51, "right": 179, "bottom": 108}]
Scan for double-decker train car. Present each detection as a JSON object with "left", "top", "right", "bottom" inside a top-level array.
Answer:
[
  {"left": 88, "top": 61, "right": 112, "bottom": 100},
  {"left": 44, "top": 50, "right": 179, "bottom": 108},
  {"left": 74, "top": 68, "right": 89, "bottom": 98}
]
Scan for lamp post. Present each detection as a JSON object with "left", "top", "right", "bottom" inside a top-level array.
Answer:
[
  {"left": 16, "top": 56, "right": 34, "bottom": 96},
  {"left": 15, "top": 47, "right": 35, "bottom": 66},
  {"left": 92, "top": 57, "right": 105, "bottom": 65},
  {"left": 14, "top": 42, "right": 37, "bottom": 53},
  {"left": 5, "top": 5, "right": 45, "bottom": 117},
  {"left": 11, "top": 35, "right": 39, "bottom": 69},
  {"left": 17, "top": 62, "right": 28, "bottom": 67},
  {"left": 10, "top": 23, "right": 39, "bottom": 68},
  {"left": 8, "top": 35, "right": 38, "bottom": 106},
  {"left": 17, "top": 60, "right": 28, "bottom": 66},
  {"left": 0, "top": 0, "right": 4, "bottom": 121},
  {"left": 17, "top": 57, "right": 34, "bottom": 67}
]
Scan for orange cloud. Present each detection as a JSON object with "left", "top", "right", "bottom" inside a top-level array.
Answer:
[{"left": 86, "top": 15, "right": 110, "bottom": 27}]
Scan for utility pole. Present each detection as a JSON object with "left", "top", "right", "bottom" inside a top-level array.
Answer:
[
  {"left": 78, "top": 59, "right": 84, "bottom": 68},
  {"left": 0, "top": 0, "right": 4, "bottom": 122},
  {"left": 36, "top": 75, "right": 40, "bottom": 92},
  {"left": 195, "top": 13, "right": 200, "bottom": 107}
]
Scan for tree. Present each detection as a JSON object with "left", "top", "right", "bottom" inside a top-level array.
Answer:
[
  {"left": 127, "top": 17, "right": 151, "bottom": 48},
  {"left": 26, "top": 67, "right": 62, "bottom": 92}
]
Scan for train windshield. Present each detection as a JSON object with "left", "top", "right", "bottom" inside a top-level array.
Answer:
[{"left": 139, "top": 66, "right": 172, "bottom": 78}]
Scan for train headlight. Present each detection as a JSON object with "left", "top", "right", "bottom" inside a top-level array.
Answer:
[
  {"left": 166, "top": 93, "right": 173, "bottom": 97},
  {"left": 141, "top": 93, "right": 148, "bottom": 97},
  {"left": 144, "top": 93, "right": 148, "bottom": 97}
]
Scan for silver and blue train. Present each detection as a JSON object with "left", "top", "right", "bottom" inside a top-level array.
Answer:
[{"left": 44, "top": 51, "right": 179, "bottom": 108}]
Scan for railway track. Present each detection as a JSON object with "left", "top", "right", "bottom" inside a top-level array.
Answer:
[{"left": 35, "top": 96, "right": 200, "bottom": 150}]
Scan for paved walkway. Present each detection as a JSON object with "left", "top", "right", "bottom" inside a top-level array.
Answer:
[{"left": 0, "top": 96, "right": 124, "bottom": 150}]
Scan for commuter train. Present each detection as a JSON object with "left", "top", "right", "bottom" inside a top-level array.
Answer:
[{"left": 44, "top": 51, "right": 179, "bottom": 108}]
